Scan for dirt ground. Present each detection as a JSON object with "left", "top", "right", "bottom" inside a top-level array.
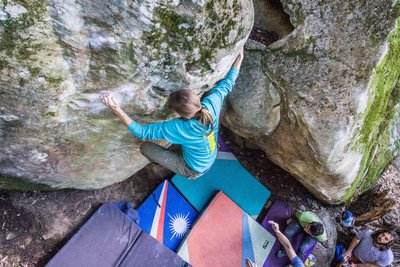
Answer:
[{"left": 0, "top": 126, "right": 399, "bottom": 266}]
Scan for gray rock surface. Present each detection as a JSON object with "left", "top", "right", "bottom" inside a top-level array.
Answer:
[
  {"left": 0, "top": 0, "right": 253, "bottom": 189},
  {"left": 223, "top": 39, "right": 281, "bottom": 138},
  {"left": 314, "top": 211, "right": 337, "bottom": 266},
  {"left": 223, "top": 0, "right": 400, "bottom": 203}
]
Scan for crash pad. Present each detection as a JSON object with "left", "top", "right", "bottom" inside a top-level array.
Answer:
[
  {"left": 261, "top": 200, "right": 317, "bottom": 267},
  {"left": 137, "top": 180, "right": 198, "bottom": 251},
  {"left": 46, "top": 203, "right": 188, "bottom": 267},
  {"left": 172, "top": 140, "right": 270, "bottom": 218},
  {"left": 177, "top": 192, "right": 275, "bottom": 267}
]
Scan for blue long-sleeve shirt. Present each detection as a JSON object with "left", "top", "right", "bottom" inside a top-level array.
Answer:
[{"left": 128, "top": 67, "right": 239, "bottom": 173}]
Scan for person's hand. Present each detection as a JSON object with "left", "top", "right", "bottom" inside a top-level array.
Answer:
[
  {"left": 342, "top": 250, "right": 352, "bottom": 261},
  {"left": 245, "top": 258, "right": 258, "bottom": 267},
  {"left": 235, "top": 48, "right": 244, "bottom": 62},
  {"left": 100, "top": 92, "right": 120, "bottom": 112},
  {"left": 232, "top": 48, "right": 244, "bottom": 69},
  {"left": 234, "top": 48, "right": 244, "bottom": 64},
  {"left": 349, "top": 263, "right": 357, "bottom": 267},
  {"left": 268, "top": 220, "right": 280, "bottom": 233}
]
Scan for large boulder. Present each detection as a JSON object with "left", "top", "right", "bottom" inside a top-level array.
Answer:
[
  {"left": 222, "top": 0, "right": 400, "bottom": 203},
  {"left": 0, "top": 0, "right": 253, "bottom": 189}
]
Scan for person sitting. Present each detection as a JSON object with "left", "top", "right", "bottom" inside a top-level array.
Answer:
[
  {"left": 277, "top": 211, "right": 327, "bottom": 260},
  {"left": 342, "top": 228, "right": 397, "bottom": 267},
  {"left": 245, "top": 220, "right": 305, "bottom": 267}
]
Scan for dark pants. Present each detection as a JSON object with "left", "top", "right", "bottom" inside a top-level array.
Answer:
[
  {"left": 140, "top": 142, "right": 202, "bottom": 179},
  {"left": 281, "top": 219, "right": 317, "bottom": 260}
]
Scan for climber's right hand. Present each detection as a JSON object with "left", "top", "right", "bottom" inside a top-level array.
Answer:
[{"left": 100, "top": 92, "right": 121, "bottom": 112}]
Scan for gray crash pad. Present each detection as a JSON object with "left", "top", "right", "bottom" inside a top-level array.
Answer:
[{"left": 47, "top": 203, "right": 188, "bottom": 267}]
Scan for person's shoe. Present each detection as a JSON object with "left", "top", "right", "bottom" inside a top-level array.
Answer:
[{"left": 276, "top": 250, "right": 287, "bottom": 258}]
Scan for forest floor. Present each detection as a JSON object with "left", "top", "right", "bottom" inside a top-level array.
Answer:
[{"left": 0, "top": 126, "right": 399, "bottom": 266}]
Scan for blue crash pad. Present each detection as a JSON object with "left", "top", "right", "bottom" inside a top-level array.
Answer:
[
  {"left": 137, "top": 180, "right": 198, "bottom": 251},
  {"left": 46, "top": 203, "right": 188, "bottom": 267},
  {"left": 172, "top": 147, "right": 271, "bottom": 218}
]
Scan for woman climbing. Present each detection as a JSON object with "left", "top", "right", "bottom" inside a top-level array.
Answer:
[{"left": 100, "top": 48, "right": 244, "bottom": 179}]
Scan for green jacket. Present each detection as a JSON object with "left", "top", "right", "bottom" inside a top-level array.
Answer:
[{"left": 296, "top": 211, "right": 327, "bottom": 242}]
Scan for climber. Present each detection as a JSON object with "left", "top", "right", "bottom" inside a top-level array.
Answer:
[{"left": 100, "top": 48, "right": 244, "bottom": 179}]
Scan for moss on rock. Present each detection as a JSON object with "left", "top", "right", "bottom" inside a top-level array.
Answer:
[
  {"left": 0, "top": 59, "right": 8, "bottom": 70},
  {"left": 28, "top": 66, "right": 41, "bottom": 77},
  {"left": 15, "top": 0, "right": 47, "bottom": 23},
  {"left": 44, "top": 75, "right": 64, "bottom": 85},
  {"left": 0, "top": 174, "right": 54, "bottom": 191},
  {"left": 0, "top": 0, "right": 47, "bottom": 57},
  {"left": 343, "top": 18, "right": 400, "bottom": 203},
  {"left": 142, "top": 1, "right": 244, "bottom": 76},
  {"left": 0, "top": 17, "right": 26, "bottom": 56},
  {"left": 281, "top": 0, "right": 304, "bottom": 28}
]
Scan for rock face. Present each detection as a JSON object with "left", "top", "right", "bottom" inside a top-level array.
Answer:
[
  {"left": 223, "top": 39, "right": 281, "bottom": 137},
  {"left": 0, "top": 0, "right": 253, "bottom": 189},
  {"left": 222, "top": 0, "right": 400, "bottom": 203},
  {"left": 314, "top": 211, "right": 336, "bottom": 266}
]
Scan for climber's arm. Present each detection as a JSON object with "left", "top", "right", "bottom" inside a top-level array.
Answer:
[{"left": 100, "top": 92, "right": 132, "bottom": 126}]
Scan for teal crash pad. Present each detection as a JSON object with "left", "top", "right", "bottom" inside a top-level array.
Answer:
[{"left": 171, "top": 149, "right": 271, "bottom": 218}]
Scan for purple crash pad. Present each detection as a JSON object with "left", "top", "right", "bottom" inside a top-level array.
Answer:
[
  {"left": 261, "top": 200, "right": 317, "bottom": 267},
  {"left": 47, "top": 203, "right": 188, "bottom": 267},
  {"left": 217, "top": 136, "right": 231, "bottom": 152}
]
